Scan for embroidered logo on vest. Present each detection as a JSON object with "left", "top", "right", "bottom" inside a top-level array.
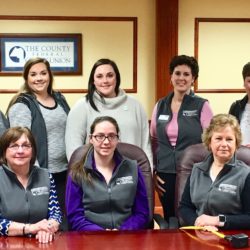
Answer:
[
  {"left": 116, "top": 176, "right": 133, "bottom": 185},
  {"left": 218, "top": 183, "right": 237, "bottom": 194},
  {"left": 31, "top": 186, "right": 49, "bottom": 196},
  {"left": 182, "top": 110, "right": 198, "bottom": 117}
]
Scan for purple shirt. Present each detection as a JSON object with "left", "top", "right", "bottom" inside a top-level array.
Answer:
[{"left": 66, "top": 152, "right": 149, "bottom": 231}]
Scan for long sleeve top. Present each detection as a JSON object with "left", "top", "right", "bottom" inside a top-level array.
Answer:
[
  {"left": 8, "top": 92, "right": 69, "bottom": 172},
  {"left": 0, "top": 166, "right": 62, "bottom": 235},
  {"left": 65, "top": 89, "right": 153, "bottom": 170},
  {"left": 66, "top": 150, "right": 149, "bottom": 231},
  {"left": 179, "top": 155, "right": 250, "bottom": 229}
]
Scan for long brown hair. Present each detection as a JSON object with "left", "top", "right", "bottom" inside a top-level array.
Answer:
[
  {"left": 6, "top": 57, "right": 54, "bottom": 114},
  {"left": 70, "top": 144, "right": 93, "bottom": 185},
  {"left": 86, "top": 58, "right": 121, "bottom": 112},
  {"left": 70, "top": 116, "right": 120, "bottom": 184}
]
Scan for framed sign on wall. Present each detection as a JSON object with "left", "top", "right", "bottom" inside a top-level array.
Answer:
[
  {"left": 0, "top": 33, "right": 82, "bottom": 76},
  {"left": 0, "top": 15, "right": 137, "bottom": 94}
]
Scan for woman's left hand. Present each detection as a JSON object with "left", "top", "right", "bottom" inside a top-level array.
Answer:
[
  {"left": 194, "top": 214, "right": 219, "bottom": 227},
  {"left": 47, "top": 219, "right": 59, "bottom": 233},
  {"left": 35, "top": 230, "right": 54, "bottom": 243}
]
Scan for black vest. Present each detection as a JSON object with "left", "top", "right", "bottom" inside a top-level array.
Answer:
[
  {"left": 14, "top": 92, "right": 70, "bottom": 169},
  {"left": 156, "top": 91, "right": 206, "bottom": 173}
]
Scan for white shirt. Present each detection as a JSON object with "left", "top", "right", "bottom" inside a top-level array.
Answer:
[{"left": 240, "top": 103, "right": 250, "bottom": 145}]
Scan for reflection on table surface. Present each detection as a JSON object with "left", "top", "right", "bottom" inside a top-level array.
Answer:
[{"left": 0, "top": 229, "right": 250, "bottom": 250}]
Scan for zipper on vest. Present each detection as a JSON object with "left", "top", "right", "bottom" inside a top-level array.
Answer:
[
  {"left": 107, "top": 184, "right": 114, "bottom": 229},
  {"left": 25, "top": 190, "right": 31, "bottom": 222}
]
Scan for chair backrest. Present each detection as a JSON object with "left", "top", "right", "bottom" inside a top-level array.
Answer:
[
  {"left": 175, "top": 143, "right": 250, "bottom": 224},
  {"left": 236, "top": 146, "right": 250, "bottom": 166},
  {"left": 175, "top": 143, "right": 209, "bottom": 222},
  {"left": 68, "top": 142, "right": 154, "bottom": 226}
]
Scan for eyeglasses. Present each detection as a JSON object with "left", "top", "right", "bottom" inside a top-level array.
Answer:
[
  {"left": 91, "top": 134, "right": 119, "bottom": 142},
  {"left": 8, "top": 144, "right": 32, "bottom": 152}
]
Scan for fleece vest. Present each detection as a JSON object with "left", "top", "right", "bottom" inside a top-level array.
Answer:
[
  {"left": 190, "top": 154, "right": 250, "bottom": 216},
  {"left": 82, "top": 149, "right": 138, "bottom": 229},
  {"left": 156, "top": 92, "right": 205, "bottom": 173},
  {"left": 14, "top": 92, "right": 70, "bottom": 169},
  {"left": 0, "top": 165, "right": 50, "bottom": 223}
]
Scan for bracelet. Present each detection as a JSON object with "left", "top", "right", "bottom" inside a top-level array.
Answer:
[
  {"left": 22, "top": 224, "right": 26, "bottom": 235},
  {"left": 23, "top": 224, "right": 31, "bottom": 236}
]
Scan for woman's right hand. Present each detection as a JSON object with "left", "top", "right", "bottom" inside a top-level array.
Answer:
[{"left": 153, "top": 173, "right": 166, "bottom": 196}]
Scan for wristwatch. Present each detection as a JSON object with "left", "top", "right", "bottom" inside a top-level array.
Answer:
[{"left": 218, "top": 214, "right": 226, "bottom": 227}]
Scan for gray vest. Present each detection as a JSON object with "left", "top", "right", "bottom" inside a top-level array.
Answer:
[
  {"left": 82, "top": 152, "right": 138, "bottom": 229},
  {"left": 190, "top": 154, "right": 250, "bottom": 216},
  {"left": 0, "top": 165, "right": 50, "bottom": 223}
]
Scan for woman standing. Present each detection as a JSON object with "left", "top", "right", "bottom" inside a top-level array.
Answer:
[
  {"left": 65, "top": 58, "right": 152, "bottom": 170},
  {"left": 7, "top": 57, "right": 70, "bottom": 214},
  {"left": 0, "top": 127, "right": 61, "bottom": 243},
  {"left": 150, "top": 55, "right": 213, "bottom": 221},
  {"left": 66, "top": 116, "right": 149, "bottom": 231},
  {"left": 229, "top": 62, "right": 250, "bottom": 147}
]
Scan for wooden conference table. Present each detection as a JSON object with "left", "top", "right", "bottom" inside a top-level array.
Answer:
[{"left": 0, "top": 229, "right": 250, "bottom": 250}]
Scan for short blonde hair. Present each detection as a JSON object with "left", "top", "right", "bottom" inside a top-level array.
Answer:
[{"left": 202, "top": 114, "right": 242, "bottom": 150}]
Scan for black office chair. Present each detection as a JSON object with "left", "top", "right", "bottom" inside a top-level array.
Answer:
[{"left": 67, "top": 142, "right": 168, "bottom": 229}]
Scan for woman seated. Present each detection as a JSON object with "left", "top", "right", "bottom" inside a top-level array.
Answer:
[
  {"left": 0, "top": 127, "right": 62, "bottom": 243},
  {"left": 66, "top": 116, "right": 149, "bottom": 231},
  {"left": 179, "top": 114, "right": 250, "bottom": 230}
]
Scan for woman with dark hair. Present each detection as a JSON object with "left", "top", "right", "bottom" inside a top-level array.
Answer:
[
  {"left": 150, "top": 55, "right": 213, "bottom": 221},
  {"left": 65, "top": 58, "right": 152, "bottom": 169},
  {"left": 229, "top": 62, "right": 250, "bottom": 147},
  {"left": 7, "top": 57, "right": 70, "bottom": 214},
  {"left": 0, "top": 127, "right": 61, "bottom": 243},
  {"left": 66, "top": 116, "right": 149, "bottom": 231}
]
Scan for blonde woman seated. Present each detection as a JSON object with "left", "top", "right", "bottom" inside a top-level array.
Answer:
[
  {"left": 0, "top": 127, "right": 62, "bottom": 243},
  {"left": 66, "top": 116, "right": 149, "bottom": 231},
  {"left": 179, "top": 114, "right": 250, "bottom": 230}
]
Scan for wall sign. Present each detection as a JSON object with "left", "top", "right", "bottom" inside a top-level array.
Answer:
[{"left": 0, "top": 33, "right": 82, "bottom": 75}]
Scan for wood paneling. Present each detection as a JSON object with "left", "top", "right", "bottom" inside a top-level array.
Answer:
[{"left": 155, "top": 0, "right": 178, "bottom": 101}]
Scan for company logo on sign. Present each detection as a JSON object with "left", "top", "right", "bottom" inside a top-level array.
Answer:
[{"left": 9, "top": 46, "right": 26, "bottom": 63}]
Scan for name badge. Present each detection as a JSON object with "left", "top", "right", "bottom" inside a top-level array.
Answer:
[{"left": 158, "top": 114, "right": 169, "bottom": 121}]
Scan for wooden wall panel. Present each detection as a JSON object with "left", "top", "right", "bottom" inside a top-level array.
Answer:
[{"left": 155, "top": 0, "right": 178, "bottom": 101}]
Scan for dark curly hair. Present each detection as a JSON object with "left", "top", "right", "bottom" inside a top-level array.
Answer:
[{"left": 169, "top": 55, "right": 199, "bottom": 80}]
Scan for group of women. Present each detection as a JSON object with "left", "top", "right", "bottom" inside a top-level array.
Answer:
[{"left": 1, "top": 54, "right": 250, "bottom": 243}]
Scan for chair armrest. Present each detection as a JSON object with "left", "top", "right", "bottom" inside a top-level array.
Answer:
[{"left": 153, "top": 213, "right": 169, "bottom": 229}]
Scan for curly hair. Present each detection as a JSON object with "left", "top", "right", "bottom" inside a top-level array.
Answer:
[
  {"left": 202, "top": 114, "right": 242, "bottom": 151},
  {"left": 169, "top": 55, "right": 199, "bottom": 80}
]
